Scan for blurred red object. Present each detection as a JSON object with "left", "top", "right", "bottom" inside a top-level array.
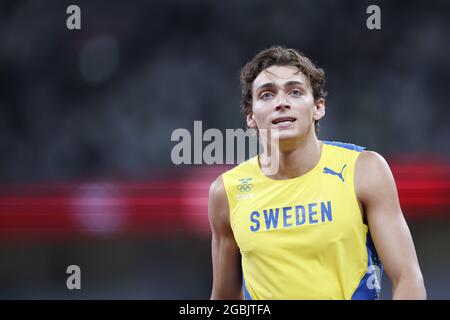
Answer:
[{"left": 0, "top": 158, "right": 449, "bottom": 239}]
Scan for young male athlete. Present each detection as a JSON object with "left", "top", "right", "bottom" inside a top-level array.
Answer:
[{"left": 208, "top": 46, "right": 426, "bottom": 300}]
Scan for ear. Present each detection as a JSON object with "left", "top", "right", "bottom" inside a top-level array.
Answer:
[
  {"left": 313, "top": 98, "right": 326, "bottom": 121},
  {"left": 247, "top": 112, "right": 257, "bottom": 129}
]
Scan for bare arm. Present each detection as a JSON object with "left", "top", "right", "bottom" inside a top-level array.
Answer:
[
  {"left": 208, "top": 175, "right": 243, "bottom": 299},
  {"left": 355, "top": 151, "right": 426, "bottom": 300}
]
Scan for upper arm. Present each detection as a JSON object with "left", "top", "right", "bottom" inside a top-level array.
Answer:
[
  {"left": 208, "top": 175, "right": 242, "bottom": 299},
  {"left": 355, "top": 151, "right": 425, "bottom": 290}
]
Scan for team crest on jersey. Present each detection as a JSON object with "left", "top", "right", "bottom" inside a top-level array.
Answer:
[{"left": 236, "top": 177, "right": 254, "bottom": 200}]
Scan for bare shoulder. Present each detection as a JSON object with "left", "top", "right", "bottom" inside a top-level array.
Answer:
[
  {"left": 356, "top": 150, "right": 389, "bottom": 171},
  {"left": 209, "top": 175, "right": 226, "bottom": 198},
  {"left": 208, "top": 175, "right": 231, "bottom": 230},
  {"left": 355, "top": 150, "right": 397, "bottom": 201},
  {"left": 208, "top": 175, "right": 228, "bottom": 211}
]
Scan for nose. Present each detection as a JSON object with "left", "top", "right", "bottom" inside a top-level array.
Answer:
[{"left": 274, "top": 91, "right": 290, "bottom": 111}]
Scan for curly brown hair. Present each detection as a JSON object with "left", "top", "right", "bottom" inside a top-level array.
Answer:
[{"left": 240, "top": 46, "right": 327, "bottom": 136}]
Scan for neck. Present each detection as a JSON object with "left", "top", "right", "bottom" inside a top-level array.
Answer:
[{"left": 259, "top": 135, "right": 323, "bottom": 180}]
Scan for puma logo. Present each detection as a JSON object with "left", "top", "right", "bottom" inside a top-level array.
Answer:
[{"left": 323, "top": 164, "right": 347, "bottom": 182}]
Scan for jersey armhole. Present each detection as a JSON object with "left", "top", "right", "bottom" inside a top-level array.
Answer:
[
  {"left": 353, "top": 150, "right": 369, "bottom": 226},
  {"left": 220, "top": 172, "right": 236, "bottom": 229}
]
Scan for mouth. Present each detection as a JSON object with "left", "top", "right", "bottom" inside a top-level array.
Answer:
[{"left": 271, "top": 116, "right": 297, "bottom": 126}]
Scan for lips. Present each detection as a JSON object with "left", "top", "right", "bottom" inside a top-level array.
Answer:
[{"left": 272, "top": 116, "right": 297, "bottom": 125}]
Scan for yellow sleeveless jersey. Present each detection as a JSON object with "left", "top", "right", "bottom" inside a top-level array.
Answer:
[{"left": 221, "top": 141, "right": 383, "bottom": 300}]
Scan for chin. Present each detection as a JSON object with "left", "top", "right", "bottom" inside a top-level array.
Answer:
[{"left": 274, "top": 129, "right": 301, "bottom": 142}]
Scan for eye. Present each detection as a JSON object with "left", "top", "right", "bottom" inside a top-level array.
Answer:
[
  {"left": 260, "top": 92, "right": 274, "bottom": 100},
  {"left": 289, "top": 89, "right": 302, "bottom": 97}
]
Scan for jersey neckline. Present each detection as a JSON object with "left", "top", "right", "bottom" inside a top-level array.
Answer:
[{"left": 253, "top": 141, "right": 327, "bottom": 183}]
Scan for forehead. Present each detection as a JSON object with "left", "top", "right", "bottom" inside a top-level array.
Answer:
[{"left": 252, "top": 65, "right": 308, "bottom": 91}]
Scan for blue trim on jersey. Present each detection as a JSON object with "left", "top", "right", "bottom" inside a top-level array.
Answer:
[
  {"left": 242, "top": 275, "right": 252, "bottom": 300},
  {"left": 322, "top": 140, "right": 366, "bottom": 152},
  {"left": 351, "top": 232, "right": 384, "bottom": 300}
]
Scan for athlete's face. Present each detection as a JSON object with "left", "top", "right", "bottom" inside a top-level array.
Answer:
[{"left": 247, "top": 65, "right": 325, "bottom": 142}]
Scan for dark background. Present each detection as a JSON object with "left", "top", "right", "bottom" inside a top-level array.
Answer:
[{"left": 0, "top": 0, "right": 449, "bottom": 299}]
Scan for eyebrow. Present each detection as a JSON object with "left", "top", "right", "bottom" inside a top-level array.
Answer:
[{"left": 256, "top": 81, "right": 305, "bottom": 93}]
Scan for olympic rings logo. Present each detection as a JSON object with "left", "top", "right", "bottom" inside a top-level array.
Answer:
[{"left": 237, "top": 183, "right": 253, "bottom": 193}]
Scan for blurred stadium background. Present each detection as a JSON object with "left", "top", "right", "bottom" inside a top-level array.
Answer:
[{"left": 0, "top": 0, "right": 449, "bottom": 299}]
